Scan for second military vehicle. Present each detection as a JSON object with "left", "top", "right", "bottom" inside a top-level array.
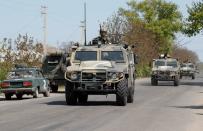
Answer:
[
  {"left": 151, "top": 55, "right": 180, "bottom": 86},
  {"left": 64, "top": 40, "right": 137, "bottom": 106},
  {"left": 41, "top": 53, "right": 69, "bottom": 92},
  {"left": 180, "top": 62, "right": 196, "bottom": 79}
]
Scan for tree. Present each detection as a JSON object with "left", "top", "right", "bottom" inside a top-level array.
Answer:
[
  {"left": 0, "top": 34, "right": 44, "bottom": 80},
  {"left": 172, "top": 45, "right": 199, "bottom": 63},
  {"left": 184, "top": 0, "right": 203, "bottom": 36},
  {"left": 119, "top": 0, "right": 183, "bottom": 53},
  {"left": 15, "top": 34, "right": 43, "bottom": 67},
  {"left": 103, "top": 13, "right": 128, "bottom": 44}
]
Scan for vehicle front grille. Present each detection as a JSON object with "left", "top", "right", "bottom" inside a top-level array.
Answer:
[
  {"left": 81, "top": 72, "right": 106, "bottom": 82},
  {"left": 158, "top": 71, "right": 170, "bottom": 75}
]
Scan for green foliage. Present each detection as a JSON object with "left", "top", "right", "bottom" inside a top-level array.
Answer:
[
  {"left": 184, "top": 0, "right": 203, "bottom": 36},
  {"left": 136, "top": 64, "right": 151, "bottom": 77},
  {"left": 0, "top": 62, "right": 12, "bottom": 81},
  {"left": 0, "top": 34, "right": 44, "bottom": 80},
  {"left": 120, "top": 0, "right": 182, "bottom": 53}
]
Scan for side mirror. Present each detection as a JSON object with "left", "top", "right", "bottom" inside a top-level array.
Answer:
[{"left": 134, "top": 54, "right": 138, "bottom": 64}]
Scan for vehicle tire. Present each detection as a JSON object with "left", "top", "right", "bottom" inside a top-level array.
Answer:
[
  {"left": 174, "top": 76, "right": 180, "bottom": 86},
  {"left": 127, "top": 86, "right": 134, "bottom": 103},
  {"left": 51, "top": 85, "right": 58, "bottom": 93},
  {"left": 16, "top": 94, "right": 23, "bottom": 100},
  {"left": 5, "top": 93, "right": 12, "bottom": 100},
  {"left": 116, "top": 79, "right": 128, "bottom": 106},
  {"left": 180, "top": 75, "right": 182, "bottom": 79},
  {"left": 192, "top": 74, "right": 195, "bottom": 80},
  {"left": 33, "top": 88, "right": 39, "bottom": 98},
  {"left": 151, "top": 77, "right": 158, "bottom": 86},
  {"left": 78, "top": 93, "right": 88, "bottom": 104},
  {"left": 43, "top": 87, "right": 50, "bottom": 97},
  {"left": 65, "top": 82, "right": 77, "bottom": 105}
]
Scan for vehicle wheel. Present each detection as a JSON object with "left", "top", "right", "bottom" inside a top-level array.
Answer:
[
  {"left": 33, "top": 88, "right": 39, "bottom": 98},
  {"left": 65, "top": 82, "right": 77, "bottom": 105},
  {"left": 78, "top": 93, "right": 88, "bottom": 104},
  {"left": 16, "top": 94, "right": 23, "bottom": 100},
  {"left": 127, "top": 87, "right": 134, "bottom": 103},
  {"left": 43, "top": 87, "right": 50, "bottom": 97},
  {"left": 180, "top": 75, "right": 182, "bottom": 79},
  {"left": 116, "top": 79, "right": 128, "bottom": 106},
  {"left": 174, "top": 76, "right": 180, "bottom": 86},
  {"left": 51, "top": 85, "right": 58, "bottom": 93},
  {"left": 192, "top": 74, "right": 195, "bottom": 80},
  {"left": 5, "top": 93, "right": 12, "bottom": 100},
  {"left": 151, "top": 77, "right": 158, "bottom": 86}
]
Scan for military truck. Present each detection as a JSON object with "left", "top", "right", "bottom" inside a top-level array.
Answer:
[
  {"left": 180, "top": 62, "right": 196, "bottom": 79},
  {"left": 151, "top": 55, "right": 180, "bottom": 86},
  {"left": 64, "top": 41, "right": 137, "bottom": 106},
  {"left": 41, "top": 53, "right": 69, "bottom": 92}
]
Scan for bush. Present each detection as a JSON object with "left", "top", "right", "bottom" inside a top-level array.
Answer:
[
  {"left": 136, "top": 64, "right": 151, "bottom": 78},
  {"left": 0, "top": 62, "right": 12, "bottom": 81}
]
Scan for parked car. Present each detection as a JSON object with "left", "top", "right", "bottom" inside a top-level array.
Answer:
[{"left": 0, "top": 68, "right": 50, "bottom": 100}]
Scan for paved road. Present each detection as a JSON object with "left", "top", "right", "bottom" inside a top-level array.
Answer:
[{"left": 0, "top": 75, "right": 203, "bottom": 131}]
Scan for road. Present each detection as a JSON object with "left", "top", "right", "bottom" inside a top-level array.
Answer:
[{"left": 0, "top": 75, "right": 203, "bottom": 131}]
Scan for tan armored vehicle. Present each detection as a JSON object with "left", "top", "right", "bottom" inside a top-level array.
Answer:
[
  {"left": 151, "top": 55, "right": 180, "bottom": 86},
  {"left": 180, "top": 62, "right": 196, "bottom": 79},
  {"left": 64, "top": 42, "right": 137, "bottom": 106}
]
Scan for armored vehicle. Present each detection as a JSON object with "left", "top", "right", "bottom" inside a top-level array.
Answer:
[
  {"left": 64, "top": 42, "right": 137, "bottom": 106},
  {"left": 41, "top": 53, "right": 69, "bottom": 92},
  {"left": 180, "top": 63, "right": 196, "bottom": 79},
  {"left": 151, "top": 55, "right": 180, "bottom": 86}
]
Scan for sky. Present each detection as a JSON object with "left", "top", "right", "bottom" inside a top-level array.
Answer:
[{"left": 0, "top": 0, "right": 202, "bottom": 61}]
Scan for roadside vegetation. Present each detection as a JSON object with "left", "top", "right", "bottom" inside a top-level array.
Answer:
[{"left": 0, "top": 34, "right": 43, "bottom": 80}]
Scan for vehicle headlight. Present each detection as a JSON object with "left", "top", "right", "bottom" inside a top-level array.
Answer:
[
  {"left": 112, "top": 73, "right": 117, "bottom": 79},
  {"left": 108, "top": 72, "right": 124, "bottom": 80},
  {"left": 66, "top": 72, "right": 80, "bottom": 80},
  {"left": 152, "top": 71, "right": 158, "bottom": 75},
  {"left": 71, "top": 72, "right": 78, "bottom": 80}
]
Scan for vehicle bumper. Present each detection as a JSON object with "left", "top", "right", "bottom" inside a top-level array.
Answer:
[
  {"left": 1, "top": 88, "right": 33, "bottom": 94},
  {"left": 180, "top": 72, "right": 194, "bottom": 76},
  {"left": 152, "top": 75, "right": 177, "bottom": 81},
  {"left": 68, "top": 82, "right": 118, "bottom": 94}
]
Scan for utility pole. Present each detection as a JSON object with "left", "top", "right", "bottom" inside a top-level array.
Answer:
[
  {"left": 41, "top": 6, "right": 47, "bottom": 55},
  {"left": 80, "top": 3, "right": 87, "bottom": 46},
  {"left": 84, "top": 2, "right": 87, "bottom": 46}
]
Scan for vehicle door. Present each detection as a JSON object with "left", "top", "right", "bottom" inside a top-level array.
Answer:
[
  {"left": 36, "top": 70, "right": 45, "bottom": 91},
  {"left": 128, "top": 52, "right": 135, "bottom": 87}
]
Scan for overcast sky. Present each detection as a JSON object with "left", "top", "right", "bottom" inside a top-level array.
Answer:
[{"left": 0, "top": 0, "right": 202, "bottom": 61}]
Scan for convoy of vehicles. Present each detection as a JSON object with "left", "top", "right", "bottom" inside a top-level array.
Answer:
[
  {"left": 151, "top": 55, "right": 180, "bottom": 86},
  {"left": 0, "top": 27, "right": 199, "bottom": 104},
  {"left": 0, "top": 68, "right": 50, "bottom": 100}
]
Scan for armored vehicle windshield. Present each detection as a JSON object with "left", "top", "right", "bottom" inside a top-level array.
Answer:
[
  {"left": 75, "top": 51, "right": 97, "bottom": 61},
  {"left": 154, "top": 59, "right": 178, "bottom": 67},
  {"left": 101, "top": 51, "right": 124, "bottom": 62}
]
